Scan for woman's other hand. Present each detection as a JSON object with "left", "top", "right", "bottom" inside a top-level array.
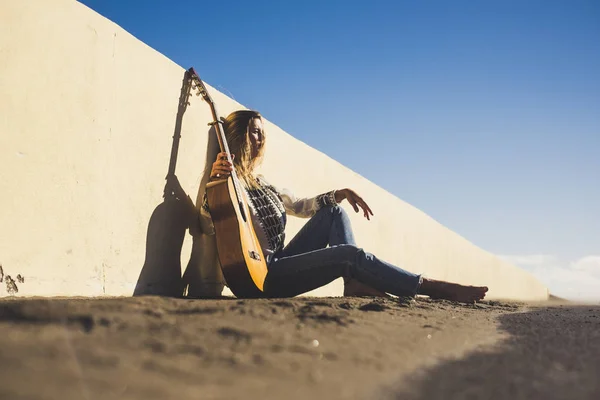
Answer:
[
  {"left": 335, "top": 188, "right": 374, "bottom": 220},
  {"left": 210, "top": 152, "right": 235, "bottom": 181}
]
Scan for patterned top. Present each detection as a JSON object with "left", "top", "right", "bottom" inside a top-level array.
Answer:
[
  {"left": 200, "top": 175, "right": 337, "bottom": 264},
  {"left": 245, "top": 179, "right": 287, "bottom": 256}
]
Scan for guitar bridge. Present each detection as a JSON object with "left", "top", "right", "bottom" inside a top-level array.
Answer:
[{"left": 248, "top": 250, "right": 261, "bottom": 261}]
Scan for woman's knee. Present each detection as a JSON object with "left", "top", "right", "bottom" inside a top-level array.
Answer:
[
  {"left": 331, "top": 204, "right": 346, "bottom": 215},
  {"left": 313, "top": 205, "right": 346, "bottom": 227},
  {"left": 322, "top": 204, "right": 350, "bottom": 222},
  {"left": 317, "top": 204, "right": 344, "bottom": 215}
]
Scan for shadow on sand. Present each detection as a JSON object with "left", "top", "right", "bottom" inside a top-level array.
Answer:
[{"left": 390, "top": 305, "right": 600, "bottom": 400}]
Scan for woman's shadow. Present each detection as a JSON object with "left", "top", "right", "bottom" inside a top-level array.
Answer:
[{"left": 133, "top": 70, "right": 220, "bottom": 297}]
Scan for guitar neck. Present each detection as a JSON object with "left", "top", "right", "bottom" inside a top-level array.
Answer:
[
  {"left": 188, "top": 68, "right": 246, "bottom": 200},
  {"left": 207, "top": 103, "right": 234, "bottom": 164}
]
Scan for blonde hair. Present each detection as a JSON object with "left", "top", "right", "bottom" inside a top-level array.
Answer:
[{"left": 222, "top": 110, "right": 266, "bottom": 189}]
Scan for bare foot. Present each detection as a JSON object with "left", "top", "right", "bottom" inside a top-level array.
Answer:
[
  {"left": 418, "top": 278, "right": 488, "bottom": 303},
  {"left": 343, "top": 278, "right": 389, "bottom": 297}
]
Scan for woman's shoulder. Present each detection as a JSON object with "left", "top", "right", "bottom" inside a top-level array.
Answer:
[
  {"left": 255, "top": 174, "right": 273, "bottom": 188},
  {"left": 255, "top": 174, "right": 283, "bottom": 196}
]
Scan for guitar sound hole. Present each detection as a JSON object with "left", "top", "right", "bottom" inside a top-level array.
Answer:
[{"left": 239, "top": 202, "right": 247, "bottom": 222}]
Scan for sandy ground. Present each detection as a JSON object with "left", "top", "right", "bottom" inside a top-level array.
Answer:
[{"left": 0, "top": 296, "right": 598, "bottom": 400}]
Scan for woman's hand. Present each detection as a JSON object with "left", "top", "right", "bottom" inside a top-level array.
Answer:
[
  {"left": 210, "top": 152, "right": 235, "bottom": 181},
  {"left": 335, "top": 188, "right": 374, "bottom": 220}
]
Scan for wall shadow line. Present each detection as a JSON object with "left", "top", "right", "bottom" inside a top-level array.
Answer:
[
  {"left": 180, "top": 124, "right": 224, "bottom": 298},
  {"left": 133, "top": 70, "right": 193, "bottom": 297}
]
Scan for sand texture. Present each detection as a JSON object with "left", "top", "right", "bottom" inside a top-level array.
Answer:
[{"left": 0, "top": 296, "right": 598, "bottom": 399}]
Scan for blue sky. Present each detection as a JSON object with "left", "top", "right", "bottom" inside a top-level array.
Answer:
[{"left": 78, "top": 0, "right": 600, "bottom": 300}]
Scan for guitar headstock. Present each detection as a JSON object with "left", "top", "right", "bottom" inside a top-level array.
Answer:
[{"left": 188, "top": 67, "right": 213, "bottom": 105}]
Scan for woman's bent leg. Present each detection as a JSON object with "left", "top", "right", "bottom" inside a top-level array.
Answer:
[
  {"left": 264, "top": 244, "right": 421, "bottom": 298},
  {"left": 279, "top": 206, "right": 386, "bottom": 297}
]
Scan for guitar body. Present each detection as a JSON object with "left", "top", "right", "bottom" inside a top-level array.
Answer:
[{"left": 206, "top": 177, "right": 268, "bottom": 298}]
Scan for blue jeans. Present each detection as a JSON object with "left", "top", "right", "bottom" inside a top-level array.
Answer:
[{"left": 263, "top": 206, "right": 422, "bottom": 298}]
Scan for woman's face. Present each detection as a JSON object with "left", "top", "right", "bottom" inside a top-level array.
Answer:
[{"left": 248, "top": 117, "right": 264, "bottom": 159}]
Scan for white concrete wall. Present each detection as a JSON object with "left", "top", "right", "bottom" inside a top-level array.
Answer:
[{"left": 0, "top": 0, "right": 548, "bottom": 300}]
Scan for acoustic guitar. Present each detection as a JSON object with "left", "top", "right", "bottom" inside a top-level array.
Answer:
[{"left": 188, "top": 67, "right": 268, "bottom": 298}]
